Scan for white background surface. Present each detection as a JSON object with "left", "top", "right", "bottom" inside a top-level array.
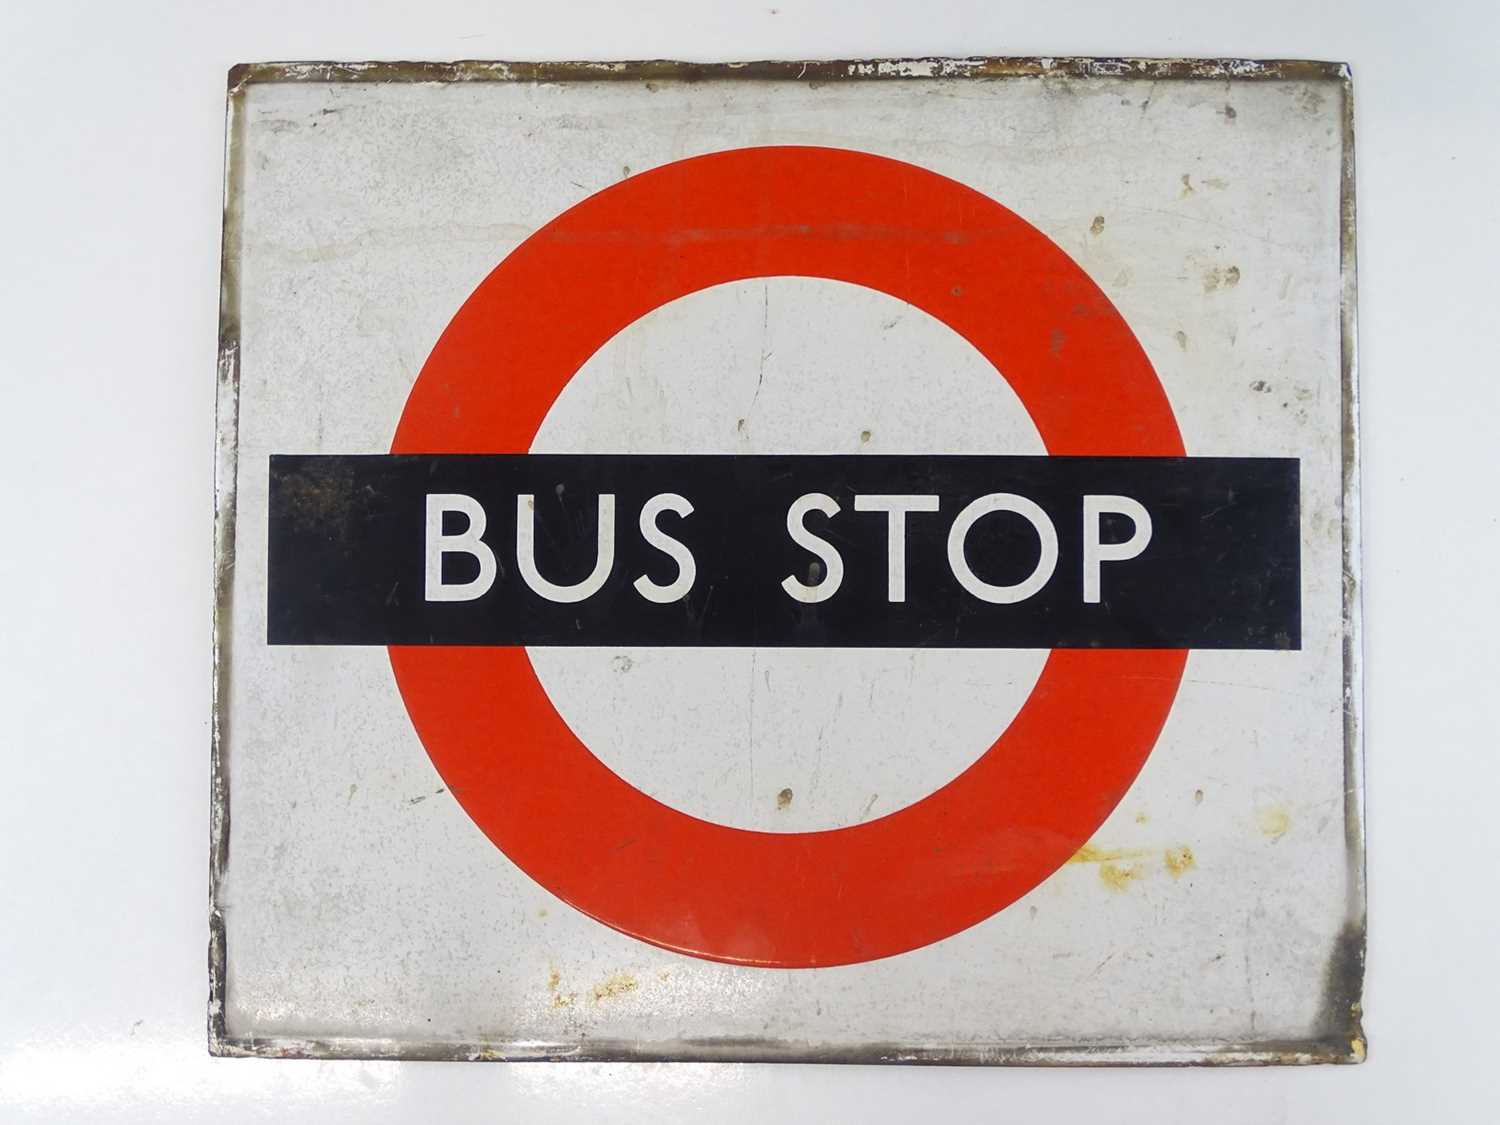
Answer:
[{"left": 0, "top": 0, "right": 1495, "bottom": 1121}]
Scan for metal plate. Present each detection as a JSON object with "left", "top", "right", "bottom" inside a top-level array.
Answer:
[{"left": 211, "top": 57, "right": 1362, "bottom": 1064}]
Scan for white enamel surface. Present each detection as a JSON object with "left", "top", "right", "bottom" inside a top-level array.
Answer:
[
  {"left": 3, "top": 2, "right": 1499, "bottom": 1124},
  {"left": 216, "top": 67, "right": 1351, "bottom": 1053}
]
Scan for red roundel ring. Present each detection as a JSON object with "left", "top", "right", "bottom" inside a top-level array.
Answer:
[{"left": 389, "top": 146, "right": 1188, "bottom": 968}]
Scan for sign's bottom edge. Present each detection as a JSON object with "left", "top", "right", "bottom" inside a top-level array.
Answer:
[{"left": 208, "top": 1032, "right": 1366, "bottom": 1066}]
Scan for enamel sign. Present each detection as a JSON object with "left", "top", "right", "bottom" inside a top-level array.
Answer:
[{"left": 212, "top": 58, "right": 1363, "bottom": 1064}]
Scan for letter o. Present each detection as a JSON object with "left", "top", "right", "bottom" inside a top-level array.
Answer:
[{"left": 946, "top": 493, "right": 1059, "bottom": 604}]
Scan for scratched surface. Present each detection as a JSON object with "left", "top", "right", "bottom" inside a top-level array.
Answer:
[{"left": 213, "top": 62, "right": 1361, "bottom": 1062}]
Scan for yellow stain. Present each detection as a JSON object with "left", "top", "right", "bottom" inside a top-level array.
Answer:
[
  {"left": 1072, "top": 841, "right": 1197, "bottom": 889},
  {"left": 592, "top": 972, "right": 639, "bottom": 1003},
  {"left": 1068, "top": 843, "right": 1153, "bottom": 865},
  {"left": 1257, "top": 806, "right": 1292, "bottom": 841},
  {"left": 546, "top": 966, "right": 574, "bottom": 1009},
  {"left": 1098, "top": 862, "right": 1141, "bottom": 891},
  {"left": 1164, "top": 845, "right": 1197, "bottom": 879}
]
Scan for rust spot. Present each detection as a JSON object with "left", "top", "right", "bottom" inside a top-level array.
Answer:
[
  {"left": 1317, "top": 922, "right": 1367, "bottom": 1058},
  {"left": 1072, "top": 842, "right": 1195, "bottom": 889},
  {"left": 547, "top": 967, "right": 575, "bottom": 1009},
  {"left": 859, "top": 429, "right": 872, "bottom": 444},
  {"left": 592, "top": 972, "right": 639, "bottom": 1003},
  {"left": 1134, "top": 810, "right": 1149, "bottom": 825},
  {"left": 1070, "top": 843, "right": 1149, "bottom": 889},
  {"left": 1069, "top": 843, "right": 1151, "bottom": 864},
  {"left": 1194, "top": 787, "right": 1205, "bottom": 804},
  {"left": 1099, "top": 862, "right": 1141, "bottom": 891},
  {"left": 1089, "top": 215, "right": 1105, "bottom": 235},
  {"left": 1164, "top": 845, "right": 1196, "bottom": 878},
  {"left": 1180, "top": 173, "right": 1195, "bottom": 197},
  {"left": 776, "top": 787, "right": 794, "bottom": 810}
]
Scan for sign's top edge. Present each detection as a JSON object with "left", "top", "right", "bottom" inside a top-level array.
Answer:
[{"left": 227, "top": 57, "right": 1352, "bottom": 94}]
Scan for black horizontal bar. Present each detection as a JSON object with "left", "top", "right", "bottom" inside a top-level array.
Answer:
[{"left": 267, "top": 453, "right": 1299, "bottom": 649}]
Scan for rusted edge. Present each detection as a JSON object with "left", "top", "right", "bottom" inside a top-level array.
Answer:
[
  {"left": 208, "top": 69, "right": 247, "bottom": 1057},
  {"left": 1333, "top": 65, "right": 1369, "bottom": 1063},
  {"left": 206, "top": 1032, "right": 1364, "bottom": 1066},
  {"left": 226, "top": 56, "right": 1350, "bottom": 94}
]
